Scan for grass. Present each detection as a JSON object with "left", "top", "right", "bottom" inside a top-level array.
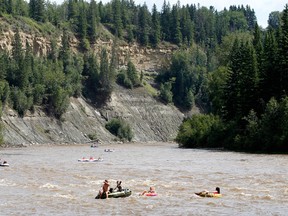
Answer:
[{"left": 142, "top": 80, "right": 158, "bottom": 97}]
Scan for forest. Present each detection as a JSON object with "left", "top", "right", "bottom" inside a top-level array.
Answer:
[{"left": 0, "top": 0, "right": 287, "bottom": 152}]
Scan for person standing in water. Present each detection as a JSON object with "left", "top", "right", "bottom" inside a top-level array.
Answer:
[{"left": 99, "top": 180, "right": 110, "bottom": 199}]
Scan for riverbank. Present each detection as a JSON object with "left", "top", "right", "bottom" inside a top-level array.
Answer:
[{"left": 1, "top": 85, "right": 184, "bottom": 147}]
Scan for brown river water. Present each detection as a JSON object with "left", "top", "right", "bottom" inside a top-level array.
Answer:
[{"left": 0, "top": 142, "right": 287, "bottom": 216}]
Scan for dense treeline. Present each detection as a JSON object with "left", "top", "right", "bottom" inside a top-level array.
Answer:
[
  {"left": 0, "top": 0, "right": 286, "bottom": 151},
  {"left": 176, "top": 5, "right": 288, "bottom": 153},
  {"left": 0, "top": 0, "right": 256, "bottom": 48}
]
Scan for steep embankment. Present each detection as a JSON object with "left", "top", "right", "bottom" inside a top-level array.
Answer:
[
  {"left": 0, "top": 18, "right": 185, "bottom": 146},
  {"left": 2, "top": 85, "right": 184, "bottom": 146}
]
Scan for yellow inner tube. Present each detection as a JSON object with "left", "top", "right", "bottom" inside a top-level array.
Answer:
[{"left": 195, "top": 192, "right": 222, "bottom": 198}]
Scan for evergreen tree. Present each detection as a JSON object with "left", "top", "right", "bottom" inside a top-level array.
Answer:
[
  {"left": 48, "top": 38, "right": 58, "bottom": 62},
  {"left": 138, "top": 4, "right": 150, "bottom": 46},
  {"left": 260, "top": 29, "right": 280, "bottom": 102},
  {"left": 67, "top": 0, "right": 77, "bottom": 21},
  {"left": 12, "top": 27, "right": 23, "bottom": 64},
  {"left": 253, "top": 22, "right": 263, "bottom": 70},
  {"left": 223, "top": 39, "right": 259, "bottom": 120},
  {"left": 223, "top": 38, "right": 241, "bottom": 120},
  {"left": 59, "top": 29, "right": 70, "bottom": 73},
  {"left": 78, "top": 2, "right": 89, "bottom": 50},
  {"left": 110, "top": 37, "right": 119, "bottom": 72},
  {"left": 82, "top": 52, "right": 99, "bottom": 100},
  {"left": 180, "top": 7, "right": 194, "bottom": 46},
  {"left": 151, "top": 4, "right": 161, "bottom": 47},
  {"left": 112, "top": 0, "right": 123, "bottom": 38},
  {"left": 99, "top": 48, "right": 113, "bottom": 101},
  {"left": 159, "top": 82, "right": 173, "bottom": 104},
  {"left": 88, "top": 0, "right": 99, "bottom": 42},
  {"left": 161, "top": 0, "right": 171, "bottom": 41},
  {"left": 279, "top": 4, "right": 288, "bottom": 95},
  {"left": 126, "top": 60, "right": 139, "bottom": 86},
  {"left": 268, "top": 11, "right": 281, "bottom": 30},
  {"left": 29, "top": 0, "right": 46, "bottom": 22},
  {"left": 0, "top": 0, "right": 7, "bottom": 14},
  {"left": 170, "top": 4, "right": 182, "bottom": 45},
  {"left": 7, "top": 0, "right": 14, "bottom": 14}
]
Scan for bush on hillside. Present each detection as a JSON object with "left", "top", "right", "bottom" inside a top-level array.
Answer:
[{"left": 105, "top": 118, "right": 133, "bottom": 142}]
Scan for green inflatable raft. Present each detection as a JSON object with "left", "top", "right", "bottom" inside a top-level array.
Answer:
[{"left": 95, "top": 188, "right": 132, "bottom": 199}]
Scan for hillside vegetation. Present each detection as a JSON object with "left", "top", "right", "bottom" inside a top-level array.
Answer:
[{"left": 0, "top": 0, "right": 287, "bottom": 152}]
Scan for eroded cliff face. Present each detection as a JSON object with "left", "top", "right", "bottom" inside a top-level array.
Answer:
[
  {"left": 0, "top": 22, "right": 177, "bottom": 73},
  {"left": 2, "top": 85, "right": 184, "bottom": 146},
  {"left": 0, "top": 22, "right": 185, "bottom": 146}
]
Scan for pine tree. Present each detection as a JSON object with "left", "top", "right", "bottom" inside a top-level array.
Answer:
[
  {"left": 223, "top": 39, "right": 259, "bottom": 120},
  {"left": 112, "top": 0, "right": 123, "bottom": 38},
  {"left": 161, "top": 0, "right": 171, "bottom": 41},
  {"left": 99, "top": 48, "right": 113, "bottom": 101},
  {"left": 180, "top": 7, "right": 194, "bottom": 46},
  {"left": 253, "top": 22, "right": 263, "bottom": 70},
  {"left": 279, "top": 4, "right": 288, "bottom": 95},
  {"left": 29, "top": 0, "right": 46, "bottom": 22},
  {"left": 67, "top": 0, "right": 77, "bottom": 20},
  {"left": 171, "top": 5, "right": 182, "bottom": 45},
  {"left": 151, "top": 4, "right": 161, "bottom": 47},
  {"left": 110, "top": 37, "right": 119, "bottom": 72},
  {"left": 48, "top": 38, "right": 58, "bottom": 62},
  {"left": 78, "top": 2, "right": 89, "bottom": 50},
  {"left": 138, "top": 4, "right": 150, "bottom": 46},
  {"left": 59, "top": 29, "right": 70, "bottom": 73},
  {"left": 7, "top": 0, "right": 14, "bottom": 14},
  {"left": 260, "top": 29, "right": 280, "bottom": 102},
  {"left": 88, "top": 0, "right": 99, "bottom": 42},
  {"left": 223, "top": 38, "right": 241, "bottom": 120},
  {"left": 12, "top": 27, "right": 23, "bottom": 64}
]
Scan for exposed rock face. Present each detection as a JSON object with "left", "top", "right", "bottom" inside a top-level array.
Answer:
[
  {"left": 102, "top": 85, "right": 184, "bottom": 142},
  {"left": 0, "top": 26, "right": 177, "bottom": 74},
  {"left": 2, "top": 85, "right": 184, "bottom": 146}
]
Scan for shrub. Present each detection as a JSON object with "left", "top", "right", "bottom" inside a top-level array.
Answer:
[
  {"left": 176, "top": 114, "right": 224, "bottom": 148},
  {"left": 105, "top": 118, "right": 133, "bottom": 141}
]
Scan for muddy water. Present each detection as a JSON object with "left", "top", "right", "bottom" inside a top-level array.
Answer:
[{"left": 0, "top": 142, "right": 287, "bottom": 215}]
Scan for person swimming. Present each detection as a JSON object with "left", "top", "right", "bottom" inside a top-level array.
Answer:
[{"left": 141, "top": 186, "right": 156, "bottom": 195}]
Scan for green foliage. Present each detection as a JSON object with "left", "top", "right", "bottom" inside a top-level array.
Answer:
[
  {"left": 105, "top": 118, "right": 133, "bottom": 141},
  {"left": 206, "top": 66, "right": 229, "bottom": 114},
  {"left": 88, "top": 133, "right": 98, "bottom": 140},
  {"left": 116, "top": 61, "right": 140, "bottom": 89},
  {"left": 176, "top": 114, "right": 225, "bottom": 148},
  {"left": 10, "top": 87, "right": 32, "bottom": 117},
  {"left": 116, "top": 69, "right": 132, "bottom": 89},
  {"left": 150, "top": 4, "right": 161, "bottom": 47},
  {"left": 156, "top": 48, "right": 206, "bottom": 109},
  {"left": 126, "top": 61, "right": 140, "bottom": 87},
  {"left": 159, "top": 82, "right": 173, "bottom": 104},
  {"left": 232, "top": 97, "right": 288, "bottom": 152}
]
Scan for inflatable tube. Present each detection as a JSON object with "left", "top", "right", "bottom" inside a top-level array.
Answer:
[
  {"left": 145, "top": 192, "right": 157, "bottom": 196},
  {"left": 195, "top": 192, "right": 222, "bottom": 198}
]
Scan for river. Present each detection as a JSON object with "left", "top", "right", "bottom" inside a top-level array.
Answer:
[{"left": 0, "top": 142, "right": 287, "bottom": 215}]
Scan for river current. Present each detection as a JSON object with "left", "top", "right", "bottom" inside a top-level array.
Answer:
[{"left": 0, "top": 142, "right": 287, "bottom": 215}]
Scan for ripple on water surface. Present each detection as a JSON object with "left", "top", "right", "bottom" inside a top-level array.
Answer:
[{"left": 0, "top": 143, "right": 287, "bottom": 215}]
